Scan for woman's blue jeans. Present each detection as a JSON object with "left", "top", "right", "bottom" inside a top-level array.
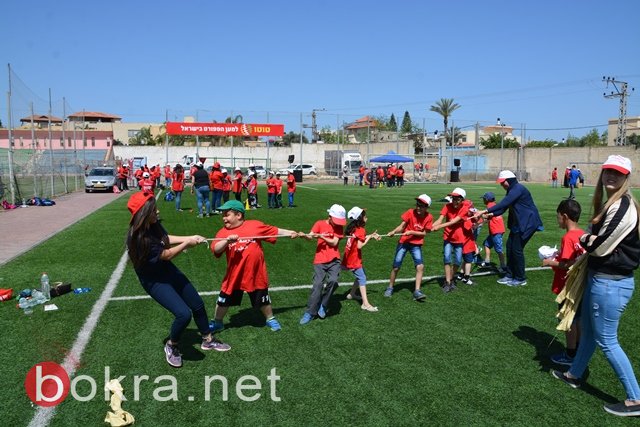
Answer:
[
  {"left": 196, "top": 185, "right": 211, "bottom": 215},
  {"left": 569, "top": 271, "right": 640, "bottom": 400},
  {"left": 174, "top": 191, "right": 182, "bottom": 210}
]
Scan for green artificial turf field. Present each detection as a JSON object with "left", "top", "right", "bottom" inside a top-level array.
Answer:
[{"left": 2, "top": 181, "right": 639, "bottom": 426}]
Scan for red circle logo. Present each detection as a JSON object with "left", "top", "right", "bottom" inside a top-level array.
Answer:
[{"left": 24, "top": 362, "right": 70, "bottom": 407}]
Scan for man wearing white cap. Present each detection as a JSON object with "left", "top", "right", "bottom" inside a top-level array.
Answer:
[
  {"left": 475, "top": 170, "right": 543, "bottom": 286},
  {"left": 300, "top": 204, "right": 347, "bottom": 324}
]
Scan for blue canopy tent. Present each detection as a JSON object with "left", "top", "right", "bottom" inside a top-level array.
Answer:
[{"left": 368, "top": 151, "right": 414, "bottom": 163}]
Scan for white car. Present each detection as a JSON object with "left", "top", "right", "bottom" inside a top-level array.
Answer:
[
  {"left": 253, "top": 165, "right": 267, "bottom": 179},
  {"left": 277, "top": 164, "right": 317, "bottom": 176}
]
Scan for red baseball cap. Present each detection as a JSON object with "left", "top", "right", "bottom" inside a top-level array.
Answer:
[
  {"left": 602, "top": 155, "right": 632, "bottom": 175},
  {"left": 127, "top": 191, "right": 154, "bottom": 217}
]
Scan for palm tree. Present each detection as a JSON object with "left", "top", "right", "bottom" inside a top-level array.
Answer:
[{"left": 429, "top": 98, "right": 460, "bottom": 137}]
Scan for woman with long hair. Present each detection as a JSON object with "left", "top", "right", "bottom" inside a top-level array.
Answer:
[
  {"left": 552, "top": 155, "right": 640, "bottom": 417},
  {"left": 126, "top": 192, "right": 230, "bottom": 368}
]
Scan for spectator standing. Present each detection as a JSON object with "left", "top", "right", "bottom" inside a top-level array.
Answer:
[
  {"left": 232, "top": 167, "right": 243, "bottom": 201},
  {"left": 191, "top": 162, "right": 211, "bottom": 218},
  {"left": 171, "top": 164, "right": 185, "bottom": 211},
  {"left": 287, "top": 170, "right": 296, "bottom": 207},
  {"left": 552, "top": 155, "right": 640, "bottom": 417},
  {"left": 551, "top": 167, "right": 558, "bottom": 188},
  {"left": 221, "top": 169, "right": 231, "bottom": 203},
  {"left": 568, "top": 164, "right": 580, "bottom": 199}
]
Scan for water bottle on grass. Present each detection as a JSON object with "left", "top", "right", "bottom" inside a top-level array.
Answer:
[{"left": 41, "top": 273, "right": 50, "bottom": 302}]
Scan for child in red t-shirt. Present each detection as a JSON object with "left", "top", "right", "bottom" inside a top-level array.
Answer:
[
  {"left": 542, "top": 199, "right": 585, "bottom": 366},
  {"left": 342, "top": 207, "right": 381, "bottom": 312},
  {"left": 384, "top": 194, "right": 434, "bottom": 301},
  {"left": 480, "top": 192, "right": 507, "bottom": 272},
  {"left": 431, "top": 187, "right": 469, "bottom": 293},
  {"left": 209, "top": 200, "right": 299, "bottom": 332},
  {"left": 299, "top": 204, "right": 346, "bottom": 324},
  {"left": 287, "top": 171, "right": 296, "bottom": 207},
  {"left": 274, "top": 172, "right": 283, "bottom": 208}
]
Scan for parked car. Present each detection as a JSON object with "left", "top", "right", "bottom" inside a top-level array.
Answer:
[
  {"left": 85, "top": 167, "right": 117, "bottom": 193},
  {"left": 253, "top": 165, "right": 267, "bottom": 179},
  {"left": 277, "top": 164, "right": 317, "bottom": 176}
]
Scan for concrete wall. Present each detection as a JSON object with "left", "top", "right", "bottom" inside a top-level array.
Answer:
[{"left": 112, "top": 144, "right": 640, "bottom": 185}]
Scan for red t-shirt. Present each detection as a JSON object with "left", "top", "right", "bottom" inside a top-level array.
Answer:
[
  {"left": 485, "top": 201, "right": 506, "bottom": 234},
  {"left": 212, "top": 220, "right": 279, "bottom": 294},
  {"left": 462, "top": 217, "right": 477, "bottom": 254},
  {"left": 551, "top": 170, "right": 558, "bottom": 180},
  {"left": 342, "top": 226, "right": 366, "bottom": 269},
  {"left": 222, "top": 175, "right": 231, "bottom": 192},
  {"left": 171, "top": 171, "right": 184, "bottom": 192},
  {"left": 399, "top": 209, "right": 433, "bottom": 245},
  {"left": 287, "top": 174, "right": 296, "bottom": 192},
  {"left": 311, "top": 220, "right": 344, "bottom": 264},
  {"left": 551, "top": 228, "right": 585, "bottom": 294},
  {"left": 210, "top": 170, "right": 224, "bottom": 190},
  {"left": 275, "top": 179, "right": 283, "bottom": 194},
  {"left": 232, "top": 171, "right": 243, "bottom": 193},
  {"left": 140, "top": 178, "right": 155, "bottom": 193},
  {"left": 164, "top": 166, "right": 171, "bottom": 178},
  {"left": 266, "top": 177, "right": 276, "bottom": 194},
  {"left": 396, "top": 168, "right": 404, "bottom": 178},
  {"left": 440, "top": 203, "right": 469, "bottom": 244}
]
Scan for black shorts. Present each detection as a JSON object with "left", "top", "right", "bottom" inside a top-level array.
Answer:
[{"left": 217, "top": 289, "right": 271, "bottom": 308}]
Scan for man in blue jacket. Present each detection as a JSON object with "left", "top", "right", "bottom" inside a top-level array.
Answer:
[
  {"left": 568, "top": 164, "right": 580, "bottom": 199},
  {"left": 475, "top": 170, "right": 543, "bottom": 286}
]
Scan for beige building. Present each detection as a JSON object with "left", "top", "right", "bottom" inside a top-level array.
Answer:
[{"left": 607, "top": 116, "right": 640, "bottom": 146}]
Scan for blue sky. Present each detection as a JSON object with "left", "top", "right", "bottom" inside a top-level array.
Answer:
[{"left": 1, "top": 0, "right": 639, "bottom": 142}]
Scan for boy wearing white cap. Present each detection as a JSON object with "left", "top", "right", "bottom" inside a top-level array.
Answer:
[
  {"left": 384, "top": 194, "right": 434, "bottom": 301},
  {"left": 300, "top": 204, "right": 347, "bottom": 324},
  {"left": 432, "top": 187, "right": 470, "bottom": 292}
]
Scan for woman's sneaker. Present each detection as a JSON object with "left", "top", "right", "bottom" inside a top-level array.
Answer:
[
  {"left": 550, "top": 351, "right": 574, "bottom": 366},
  {"left": 551, "top": 369, "right": 581, "bottom": 389},
  {"left": 164, "top": 342, "right": 182, "bottom": 368},
  {"left": 497, "top": 276, "right": 513, "bottom": 285},
  {"left": 201, "top": 336, "right": 231, "bottom": 352},
  {"left": 383, "top": 287, "right": 394, "bottom": 297},
  {"left": 413, "top": 289, "right": 426, "bottom": 301}
]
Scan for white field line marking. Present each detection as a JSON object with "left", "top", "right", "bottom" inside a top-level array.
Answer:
[
  {"left": 28, "top": 251, "right": 129, "bottom": 427},
  {"left": 295, "top": 185, "right": 318, "bottom": 190},
  {"left": 109, "top": 266, "right": 551, "bottom": 302}
]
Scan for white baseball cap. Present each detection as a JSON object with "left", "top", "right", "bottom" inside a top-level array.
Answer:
[
  {"left": 347, "top": 206, "right": 365, "bottom": 220},
  {"left": 248, "top": 163, "right": 255, "bottom": 168},
  {"left": 415, "top": 194, "right": 432, "bottom": 206},
  {"left": 248, "top": 170, "right": 255, "bottom": 176},
  {"left": 602, "top": 155, "right": 632, "bottom": 175},
  {"left": 327, "top": 204, "right": 346, "bottom": 225},
  {"left": 497, "top": 170, "right": 516, "bottom": 183},
  {"left": 196, "top": 161, "right": 203, "bottom": 168},
  {"left": 448, "top": 187, "right": 466, "bottom": 199},
  {"left": 221, "top": 168, "right": 228, "bottom": 174},
  {"left": 142, "top": 172, "right": 150, "bottom": 178},
  {"left": 234, "top": 166, "right": 241, "bottom": 171}
]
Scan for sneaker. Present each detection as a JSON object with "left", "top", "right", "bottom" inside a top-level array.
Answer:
[
  {"left": 442, "top": 283, "right": 452, "bottom": 293},
  {"left": 383, "top": 287, "right": 394, "bottom": 297},
  {"left": 497, "top": 267, "right": 508, "bottom": 275},
  {"left": 454, "top": 272, "right": 464, "bottom": 282},
  {"left": 266, "top": 317, "right": 282, "bottom": 331},
  {"left": 551, "top": 369, "right": 581, "bottom": 389},
  {"left": 461, "top": 277, "right": 475, "bottom": 286},
  {"left": 497, "top": 276, "right": 513, "bottom": 285},
  {"left": 550, "top": 351, "right": 574, "bottom": 366},
  {"left": 449, "top": 282, "right": 457, "bottom": 291},
  {"left": 346, "top": 293, "right": 362, "bottom": 301},
  {"left": 603, "top": 402, "right": 640, "bottom": 417},
  {"left": 317, "top": 305, "right": 326, "bottom": 319},
  {"left": 201, "top": 336, "right": 231, "bottom": 352},
  {"left": 164, "top": 342, "right": 183, "bottom": 368},
  {"left": 413, "top": 289, "right": 426, "bottom": 301},
  {"left": 197, "top": 214, "right": 204, "bottom": 218},
  {"left": 209, "top": 320, "right": 224, "bottom": 333},
  {"left": 299, "top": 312, "right": 313, "bottom": 325},
  {"left": 508, "top": 279, "right": 527, "bottom": 287},
  {"left": 361, "top": 304, "right": 379, "bottom": 312}
]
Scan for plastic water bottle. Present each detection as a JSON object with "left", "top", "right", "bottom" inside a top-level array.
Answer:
[
  {"left": 41, "top": 273, "right": 50, "bottom": 302},
  {"left": 73, "top": 287, "right": 92, "bottom": 294}
]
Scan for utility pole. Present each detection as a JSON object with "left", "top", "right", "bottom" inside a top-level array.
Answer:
[
  {"left": 603, "top": 76, "right": 635, "bottom": 145},
  {"left": 311, "top": 108, "right": 325, "bottom": 143}
]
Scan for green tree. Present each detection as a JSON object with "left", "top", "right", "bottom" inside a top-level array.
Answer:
[
  {"left": 429, "top": 98, "right": 460, "bottom": 136},
  {"left": 526, "top": 139, "right": 556, "bottom": 148},
  {"left": 388, "top": 114, "right": 398, "bottom": 132},
  {"left": 282, "top": 132, "right": 308, "bottom": 146},
  {"left": 318, "top": 126, "right": 338, "bottom": 144},
  {"left": 580, "top": 129, "right": 605, "bottom": 146},
  {"left": 400, "top": 111, "right": 412, "bottom": 134},
  {"left": 627, "top": 133, "right": 640, "bottom": 147},
  {"left": 128, "top": 127, "right": 154, "bottom": 145},
  {"left": 479, "top": 133, "right": 520, "bottom": 149}
]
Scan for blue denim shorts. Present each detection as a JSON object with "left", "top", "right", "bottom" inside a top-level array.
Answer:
[
  {"left": 392, "top": 243, "right": 423, "bottom": 268},
  {"left": 483, "top": 233, "right": 504, "bottom": 254},
  {"left": 443, "top": 241, "right": 463, "bottom": 265},
  {"left": 347, "top": 267, "right": 367, "bottom": 286}
]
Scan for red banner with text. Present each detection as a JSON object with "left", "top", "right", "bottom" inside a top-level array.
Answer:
[{"left": 166, "top": 122, "right": 284, "bottom": 136}]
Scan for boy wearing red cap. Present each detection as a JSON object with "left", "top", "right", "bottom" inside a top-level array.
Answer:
[
  {"left": 299, "top": 204, "right": 346, "bottom": 324},
  {"left": 210, "top": 200, "right": 299, "bottom": 332},
  {"left": 126, "top": 191, "right": 230, "bottom": 368},
  {"left": 384, "top": 194, "right": 433, "bottom": 301}
]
